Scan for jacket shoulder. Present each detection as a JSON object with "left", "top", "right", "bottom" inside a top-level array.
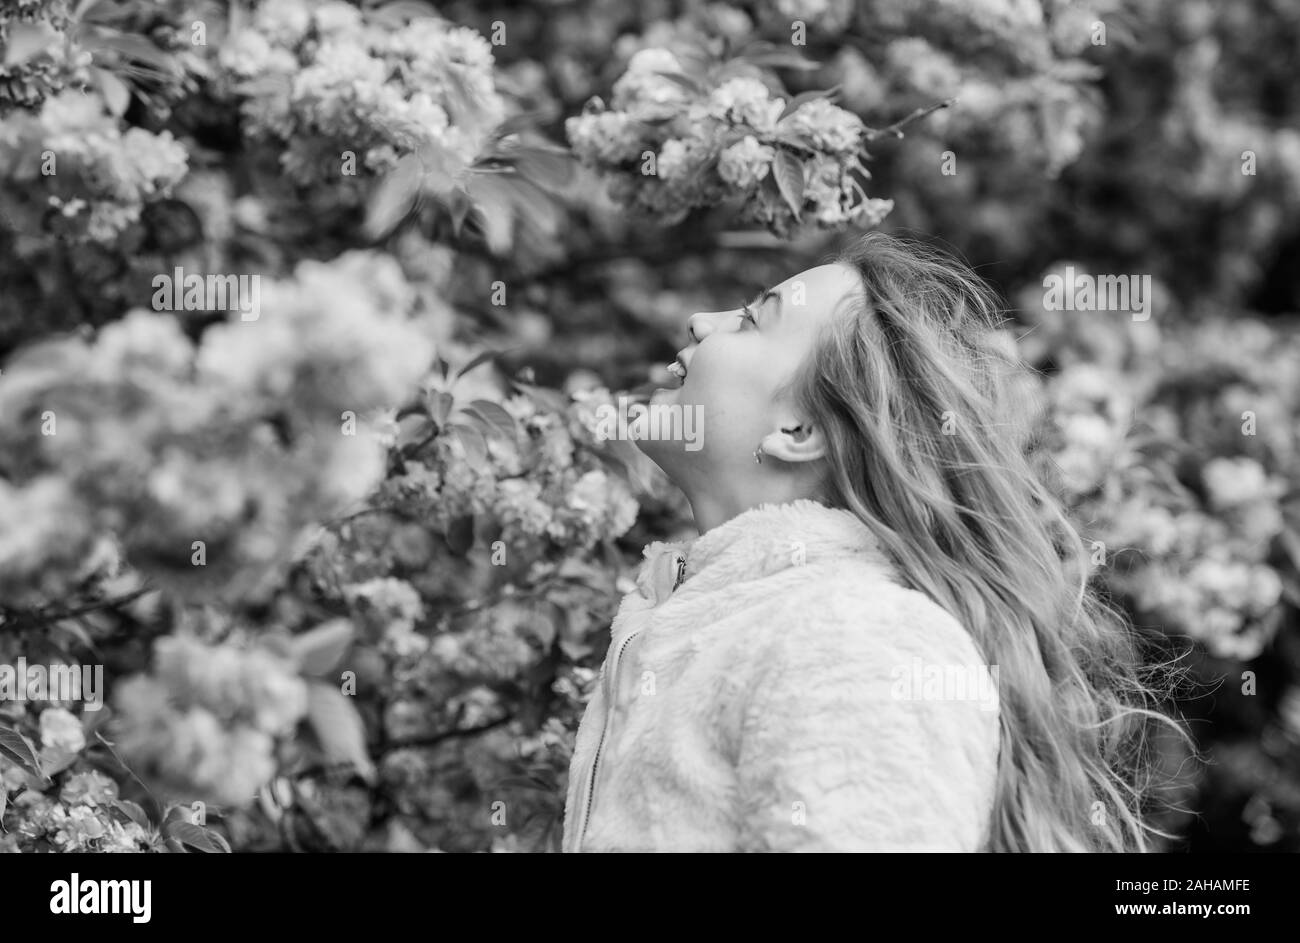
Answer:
[
  {"left": 733, "top": 561, "right": 1002, "bottom": 851},
  {"left": 755, "top": 558, "right": 989, "bottom": 672}
]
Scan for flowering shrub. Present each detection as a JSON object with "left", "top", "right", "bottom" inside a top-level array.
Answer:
[
  {"left": 0, "top": 0, "right": 87, "bottom": 115},
  {"left": 568, "top": 47, "right": 895, "bottom": 235},
  {"left": 221, "top": 0, "right": 505, "bottom": 183},
  {"left": 1, "top": 0, "right": 1297, "bottom": 854},
  {"left": 1016, "top": 275, "right": 1300, "bottom": 663},
  {"left": 0, "top": 90, "right": 189, "bottom": 242},
  {"left": 0, "top": 251, "right": 429, "bottom": 605}
]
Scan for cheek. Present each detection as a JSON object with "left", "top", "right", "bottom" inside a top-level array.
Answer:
[
  {"left": 691, "top": 341, "right": 770, "bottom": 394},
  {"left": 686, "top": 343, "right": 779, "bottom": 428}
]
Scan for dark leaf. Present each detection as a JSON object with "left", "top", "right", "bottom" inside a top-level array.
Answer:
[
  {"left": 0, "top": 724, "right": 46, "bottom": 784},
  {"left": 772, "top": 148, "right": 805, "bottom": 217},
  {"left": 778, "top": 85, "right": 842, "bottom": 121},
  {"left": 363, "top": 152, "right": 423, "bottom": 240},
  {"left": 111, "top": 798, "right": 152, "bottom": 830},
  {"left": 166, "top": 820, "right": 231, "bottom": 853},
  {"left": 445, "top": 515, "right": 475, "bottom": 556},
  {"left": 462, "top": 400, "right": 517, "bottom": 444}
]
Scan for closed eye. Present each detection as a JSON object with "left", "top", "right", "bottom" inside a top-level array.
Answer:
[{"left": 738, "top": 304, "right": 757, "bottom": 328}]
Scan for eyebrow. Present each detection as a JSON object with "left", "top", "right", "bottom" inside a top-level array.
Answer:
[{"left": 747, "top": 287, "right": 782, "bottom": 322}]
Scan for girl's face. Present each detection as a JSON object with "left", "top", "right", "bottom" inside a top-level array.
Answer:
[{"left": 640, "top": 262, "right": 862, "bottom": 519}]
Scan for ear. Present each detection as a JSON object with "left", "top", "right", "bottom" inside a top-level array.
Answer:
[{"left": 759, "top": 421, "right": 826, "bottom": 464}]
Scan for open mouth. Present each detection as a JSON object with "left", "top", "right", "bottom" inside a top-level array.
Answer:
[{"left": 666, "top": 356, "right": 687, "bottom": 385}]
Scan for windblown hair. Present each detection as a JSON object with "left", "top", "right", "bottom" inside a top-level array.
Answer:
[{"left": 787, "top": 230, "right": 1194, "bottom": 852}]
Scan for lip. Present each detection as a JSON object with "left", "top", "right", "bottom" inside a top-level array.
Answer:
[{"left": 670, "top": 353, "right": 688, "bottom": 385}]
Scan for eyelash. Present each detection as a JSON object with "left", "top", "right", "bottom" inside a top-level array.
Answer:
[{"left": 738, "top": 304, "right": 757, "bottom": 327}]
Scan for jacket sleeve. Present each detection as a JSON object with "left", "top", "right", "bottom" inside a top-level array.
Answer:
[{"left": 733, "top": 588, "right": 1000, "bottom": 852}]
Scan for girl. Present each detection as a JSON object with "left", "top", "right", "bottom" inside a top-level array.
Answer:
[{"left": 562, "top": 231, "right": 1187, "bottom": 852}]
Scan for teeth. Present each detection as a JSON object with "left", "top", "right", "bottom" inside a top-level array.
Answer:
[{"left": 667, "top": 362, "right": 685, "bottom": 381}]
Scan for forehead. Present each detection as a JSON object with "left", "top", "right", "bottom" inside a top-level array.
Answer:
[{"left": 772, "top": 262, "right": 862, "bottom": 319}]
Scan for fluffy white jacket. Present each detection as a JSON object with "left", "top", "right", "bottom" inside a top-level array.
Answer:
[{"left": 561, "top": 499, "right": 1002, "bottom": 852}]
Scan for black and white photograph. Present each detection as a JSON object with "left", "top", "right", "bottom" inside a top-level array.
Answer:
[{"left": 0, "top": 0, "right": 1297, "bottom": 906}]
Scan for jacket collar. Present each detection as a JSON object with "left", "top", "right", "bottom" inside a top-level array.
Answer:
[{"left": 634, "top": 499, "right": 902, "bottom": 605}]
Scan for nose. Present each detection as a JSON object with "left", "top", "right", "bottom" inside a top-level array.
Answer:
[{"left": 686, "top": 310, "right": 730, "bottom": 344}]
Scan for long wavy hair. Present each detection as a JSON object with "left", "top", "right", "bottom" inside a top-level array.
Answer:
[{"left": 785, "top": 230, "right": 1194, "bottom": 852}]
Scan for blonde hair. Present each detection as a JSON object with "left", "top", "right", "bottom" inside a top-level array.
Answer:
[{"left": 788, "top": 231, "right": 1195, "bottom": 852}]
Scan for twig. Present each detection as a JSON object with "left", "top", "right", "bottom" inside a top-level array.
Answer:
[
  {"left": 868, "top": 97, "right": 957, "bottom": 141},
  {"left": 1, "top": 587, "right": 152, "bottom": 630},
  {"left": 384, "top": 714, "right": 513, "bottom": 751}
]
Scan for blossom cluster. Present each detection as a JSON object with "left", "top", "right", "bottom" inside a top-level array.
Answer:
[
  {"left": 0, "top": 251, "right": 434, "bottom": 605},
  {"left": 1, "top": 767, "right": 151, "bottom": 853},
  {"left": 567, "top": 48, "right": 893, "bottom": 234},
  {"left": 111, "top": 634, "right": 308, "bottom": 807},
  {"left": 0, "top": 89, "right": 189, "bottom": 242},
  {"left": 1023, "top": 286, "right": 1300, "bottom": 661},
  {"left": 0, "top": 708, "right": 154, "bottom": 853},
  {"left": 220, "top": 0, "right": 505, "bottom": 182},
  {"left": 0, "top": 0, "right": 89, "bottom": 116}
]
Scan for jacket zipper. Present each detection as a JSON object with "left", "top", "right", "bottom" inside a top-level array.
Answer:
[
  {"left": 573, "top": 626, "right": 642, "bottom": 852},
  {"left": 573, "top": 553, "right": 686, "bottom": 851}
]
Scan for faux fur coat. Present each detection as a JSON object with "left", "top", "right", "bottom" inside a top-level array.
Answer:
[{"left": 561, "top": 499, "right": 1002, "bottom": 852}]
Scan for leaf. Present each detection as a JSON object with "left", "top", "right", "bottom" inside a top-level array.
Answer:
[
  {"left": 0, "top": 724, "right": 46, "bottom": 784},
  {"left": 772, "top": 148, "right": 806, "bottom": 217},
  {"left": 93, "top": 67, "right": 131, "bottom": 117},
  {"left": 596, "top": 436, "right": 662, "bottom": 497},
  {"left": 778, "top": 85, "right": 842, "bottom": 121},
  {"left": 306, "top": 683, "right": 376, "bottom": 784},
  {"left": 447, "top": 422, "right": 489, "bottom": 466},
  {"left": 462, "top": 400, "right": 517, "bottom": 444},
  {"left": 735, "top": 40, "right": 819, "bottom": 72},
  {"left": 363, "top": 152, "right": 423, "bottom": 240},
  {"left": 464, "top": 174, "right": 516, "bottom": 254},
  {"left": 363, "top": 0, "right": 440, "bottom": 27},
  {"left": 40, "top": 746, "right": 78, "bottom": 777},
  {"left": 652, "top": 70, "right": 704, "bottom": 94},
  {"left": 290, "top": 619, "right": 356, "bottom": 678},
  {"left": 166, "top": 820, "right": 232, "bottom": 853},
  {"left": 509, "top": 145, "right": 576, "bottom": 190},
  {"left": 428, "top": 390, "right": 455, "bottom": 425},
  {"left": 447, "top": 189, "right": 473, "bottom": 236},
  {"left": 52, "top": 618, "right": 96, "bottom": 653},
  {"left": 396, "top": 413, "right": 435, "bottom": 451},
  {"left": 455, "top": 349, "right": 501, "bottom": 380},
  {"left": 111, "top": 798, "right": 151, "bottom": 830},
  {"left": 488, "top": 110, "right": 559, "bottom": 142},
  {"left": 512, "top": 381, "right": 569, "bottom": 415},
  {"left": 445, "top": 515, "right": 475, "bottom": 556}
]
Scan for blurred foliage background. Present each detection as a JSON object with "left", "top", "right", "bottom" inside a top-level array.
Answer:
[{"left": 0, "top": 0, "right": 1297, "bottom": 852}]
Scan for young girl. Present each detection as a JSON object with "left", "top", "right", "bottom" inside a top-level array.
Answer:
[{"left": 562, "top": 231, "right": 1185, "bottom": 852}]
